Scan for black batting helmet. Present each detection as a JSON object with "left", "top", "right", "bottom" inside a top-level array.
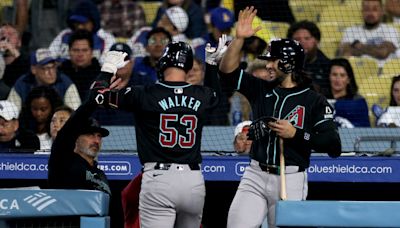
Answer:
[
  {"left": 258, "top": 39, "right": 305, "bottom": 74},
  {"left": 157, "top": 41, "right": 193, "bottom": 80}
]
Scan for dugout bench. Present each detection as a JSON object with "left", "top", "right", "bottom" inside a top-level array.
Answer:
[{"left": 0, "top": 189, "right": 110, "bottom": 228}]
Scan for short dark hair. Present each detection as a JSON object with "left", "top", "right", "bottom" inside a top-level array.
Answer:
[
  {"left": 146, "top": 27, "right": 172, "bottom": 43},
  {"left": 287, "top": 20, "right": 321, "bottom": 41},
  {"left": 68, "top": 29, "right": 94, "bottom": 49}
]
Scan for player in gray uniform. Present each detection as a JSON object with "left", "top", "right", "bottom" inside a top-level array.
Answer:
[
  {"left": 90, "top": 41, "right": 223, "bottom": 227},
  {"left": 219, "top": 7, "right": 342, "bottom": 228}
]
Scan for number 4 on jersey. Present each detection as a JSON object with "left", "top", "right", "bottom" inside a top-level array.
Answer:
[{"left": 159, "top": 114, "right": 198, "bottom": 148}]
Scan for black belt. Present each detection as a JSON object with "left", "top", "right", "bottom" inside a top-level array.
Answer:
[
  {"left": 259, "top": 163, "right": 280, "bottom": 175},
  {"left": 154, "top": 163, "right": 200, "bottom": 170},
  {"left": 258, "top": 163, "right": 305, "bottom": 175}
]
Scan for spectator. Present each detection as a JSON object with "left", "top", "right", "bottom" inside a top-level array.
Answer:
[
  {"left": 377, "top": 75, "right": 400, "bottom": 127},
  {"left": 49, "top": 0, "right": 116, "bottom": 63},
  {"left": 0, "top": 55, "right": 9, "bottom": 99},
  {"left": 325, "top": 58, "right": 370, "bottom": 127},
  {"left": 156, "top": 6, "right": 189, "bottom": 43},
  {"left": 287, "top": 20, "right": 331, "bottom": 95},
  {"left": 385, "top": 0, "right": 400, "bottom": 23},
  {"left": 58, "top": 30, "right": 101, "bottom": 101},
  {"left": 194, "top": 7, "right": 235, "bottom": 61},
  {"left": 338, "top": 0, "right": 400, "bottom": 68},
  {"left": 152, "top": 0, "right": 207, "bottom": 39},
  {"left": 99, "top": 0, "right": 146, "bottom": 38},
  {"left": 13, "top": 0, "right": 75, "bottom": 52},
  {"left": 233, "top": 120, "right": 252, "bottom": 155},
  {"left": 130, "top": 28, "right": 172, "bottom": 86},
  {"left": 0, "top": 100, "right": 40, "bottom": 152},
  {"left": 47, "top": 101, "right": 111, "bottom": 195},
  {"left": 246, "top": 58, "right": 274, "bottom": 81},
  {"left": 7, "top": 48, "right": 81, "bottom": 112},
  {"left": 50, "top": 105, "right": 74, "bottom": 141},
  {"left": 186, "top": 57, "right": 205, "bottom": 85},
  {"left": 19, "top": 86, "right": 63, "bottom": 151},
  {"left": 0, "top": 23, "right": 30, "bottom": 88}
]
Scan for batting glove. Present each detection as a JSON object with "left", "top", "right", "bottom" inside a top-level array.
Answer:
[
  {"left": 101, "top": 51, "right": 129, "bottom": 74},
  {"left": 247, "top": 116, "right": 277, "bottom": 140},
  {"left": 205, "top": 34, "right": 228, "bottom": 65}
]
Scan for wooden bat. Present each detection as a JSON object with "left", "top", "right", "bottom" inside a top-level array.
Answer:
[{"left": 279, "top": 137, "right": 287, "bottom": 200}]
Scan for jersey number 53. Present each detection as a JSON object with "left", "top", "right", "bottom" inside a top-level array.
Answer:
[{"left": 159, "top": 114, "right": 198, "bottom": 148}]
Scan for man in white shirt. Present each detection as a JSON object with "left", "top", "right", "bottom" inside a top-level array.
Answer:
[{"left": 338, "top": 0, "right": 400, "bottom": 67}]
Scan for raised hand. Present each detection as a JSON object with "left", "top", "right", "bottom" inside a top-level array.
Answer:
[
  {"left": 236, "top": 6, "right": 262, "bottom": 39},
  {"left": 205, "top": 34, "right": 228, "bottom": 65},
  {"left": 101, "top": 51, "right": 129, "bottom": 74}
]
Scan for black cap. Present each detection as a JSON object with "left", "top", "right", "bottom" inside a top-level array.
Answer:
[
  {"left": 79, "top": 117, "right": 109, "bottom": 137},
  {"left": 110, "top": 42, "right": 132, "bottom": 59}
]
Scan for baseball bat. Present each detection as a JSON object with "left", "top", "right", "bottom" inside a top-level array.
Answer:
[{"left": 279, "top": 137, "right": 287, "bottom": 200}]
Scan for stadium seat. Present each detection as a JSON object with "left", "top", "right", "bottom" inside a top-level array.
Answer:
[
  {"left": 348, "top": 56, "right": 379, "bottom": 84},
  {"left": 221, "top": 0, "right": 234, "bottom": 12},
  {"left": 289, "top": 0, "right": 326, "bottom": 22},
  {"left": 264, "top": 21, "right": 290, "bottom": 39},
  {"left": 381, "top": 58, "right": 400, "bottom": 76},
  {"left": 358, "top": 76, "right": 392, "bottom": 126},
  {"left": 138, "top": 1, "right": 162, "bottom": 25},
  {"left": 318, "top": 22, "right": 346, "bottom": 58},
  {"left": 320, "top": 4, "right": 362, "bottom": 25}
]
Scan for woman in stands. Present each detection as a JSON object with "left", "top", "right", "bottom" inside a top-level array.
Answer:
[
  {"left": 19, "top": 86, "right": 63, "bottom": 150},
  {"left": 377, "top": 75, "right": 400, "bottom": 127},
  {"left": 325, "top": 58, "right": 370, "bottom": 127}
]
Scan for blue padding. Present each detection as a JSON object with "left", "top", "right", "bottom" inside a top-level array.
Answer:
[
  {"left": 80, "top": 216, "right": 110, "bottom": 228},
  {"left": 0, "top": 189, "right": 109, "bottom": 218},
  {"left": 276, "top": 201, "right": 400, "bottom": 227}
]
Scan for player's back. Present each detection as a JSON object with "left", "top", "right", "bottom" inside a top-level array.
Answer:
[{"left": 121, "top": 81, "right": 218, "bottom": 164}]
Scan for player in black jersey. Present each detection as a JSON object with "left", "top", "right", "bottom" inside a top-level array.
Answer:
[
  {"left": 90, "top": 41, "right": 222, "bottom": 228},
  {"left": 219, "top": 7, "right": 342, "bottom": 228}
]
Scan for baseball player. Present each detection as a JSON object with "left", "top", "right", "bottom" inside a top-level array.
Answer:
[
  {"left": 219, "top": 7, "right": 342, "bottom": 228},
  {"left": 90, "top": 41, "right": 222, "bottom": 228}
]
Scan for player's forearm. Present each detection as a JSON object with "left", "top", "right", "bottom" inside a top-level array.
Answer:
[
  {"left": 219, "top": 38, "right": 244, "bottom": 73},
  {"left": 288, "top": 121, "right": 342, "bottom": 158}
]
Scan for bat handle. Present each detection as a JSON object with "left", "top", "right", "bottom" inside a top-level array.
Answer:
[{"left": 279, "top": 137, "right": 287, "bottom": 200}]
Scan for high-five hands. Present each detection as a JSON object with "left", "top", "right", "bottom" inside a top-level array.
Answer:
[
  {"left": 205, "top": 34, "right": 228, "bottom": 65},
  {"left": 101, "top": 51, "right": 129, "bottom": 74},
  {"left": 236, "top": 6, "right": 262, "bottom": 39}
]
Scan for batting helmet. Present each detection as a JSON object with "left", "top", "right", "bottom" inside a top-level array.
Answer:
[
  {"left": 157, "top": 41, "right": 193, "bottom": 80},
  {"left": 258, "top": 39, "right": 305, "bottom": 74}
]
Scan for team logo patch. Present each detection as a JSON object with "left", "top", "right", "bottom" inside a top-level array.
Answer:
[
  {"left": 324, "top": 105, "right": 334, "bottom": 119},
  {"left": 284, "top": 105, "right": 305, "bottom": 129},
  {"left": 174, "top": 88, "right": 183, "bottom": 94}
]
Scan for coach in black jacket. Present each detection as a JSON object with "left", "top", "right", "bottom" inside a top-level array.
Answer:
[{"left": 47, "top": 100, "right": 111, "bottom": 195}]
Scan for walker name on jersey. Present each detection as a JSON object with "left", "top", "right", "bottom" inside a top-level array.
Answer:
[{"left": 158, "top": 96, "right": 201, "bottom": 111}]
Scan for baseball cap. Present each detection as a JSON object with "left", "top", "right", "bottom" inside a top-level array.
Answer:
[
  {"left": 234, "top": 120, "right": 252, "bottom": 137},
  {"left": 110, "top": 42, "right": 132, "bottom": 59},
  {"left": 210, "top": 7, "right": 235, "bottom": 30},
  {"left": 69, "top": 15, "right": 90, "bottom": 23},
  {"left": 78, "top": 117, "right": 109, "bottom": 137},
  {"left": 165, "top": 6, "right": 189, "bottom": 33},
  {"left": 30, "top": 48, "right": 58, "bottom": 66},
  {"left": 0, "top": 100, "right": 19, "bottom": 121}
]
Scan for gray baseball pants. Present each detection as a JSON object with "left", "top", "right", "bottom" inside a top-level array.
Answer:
[
  {"left": 227, "top": 159, "right": 308, "bottom": 228},
  {"left": 139, "top": 163, "right": 205, "bottom": 228}
]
